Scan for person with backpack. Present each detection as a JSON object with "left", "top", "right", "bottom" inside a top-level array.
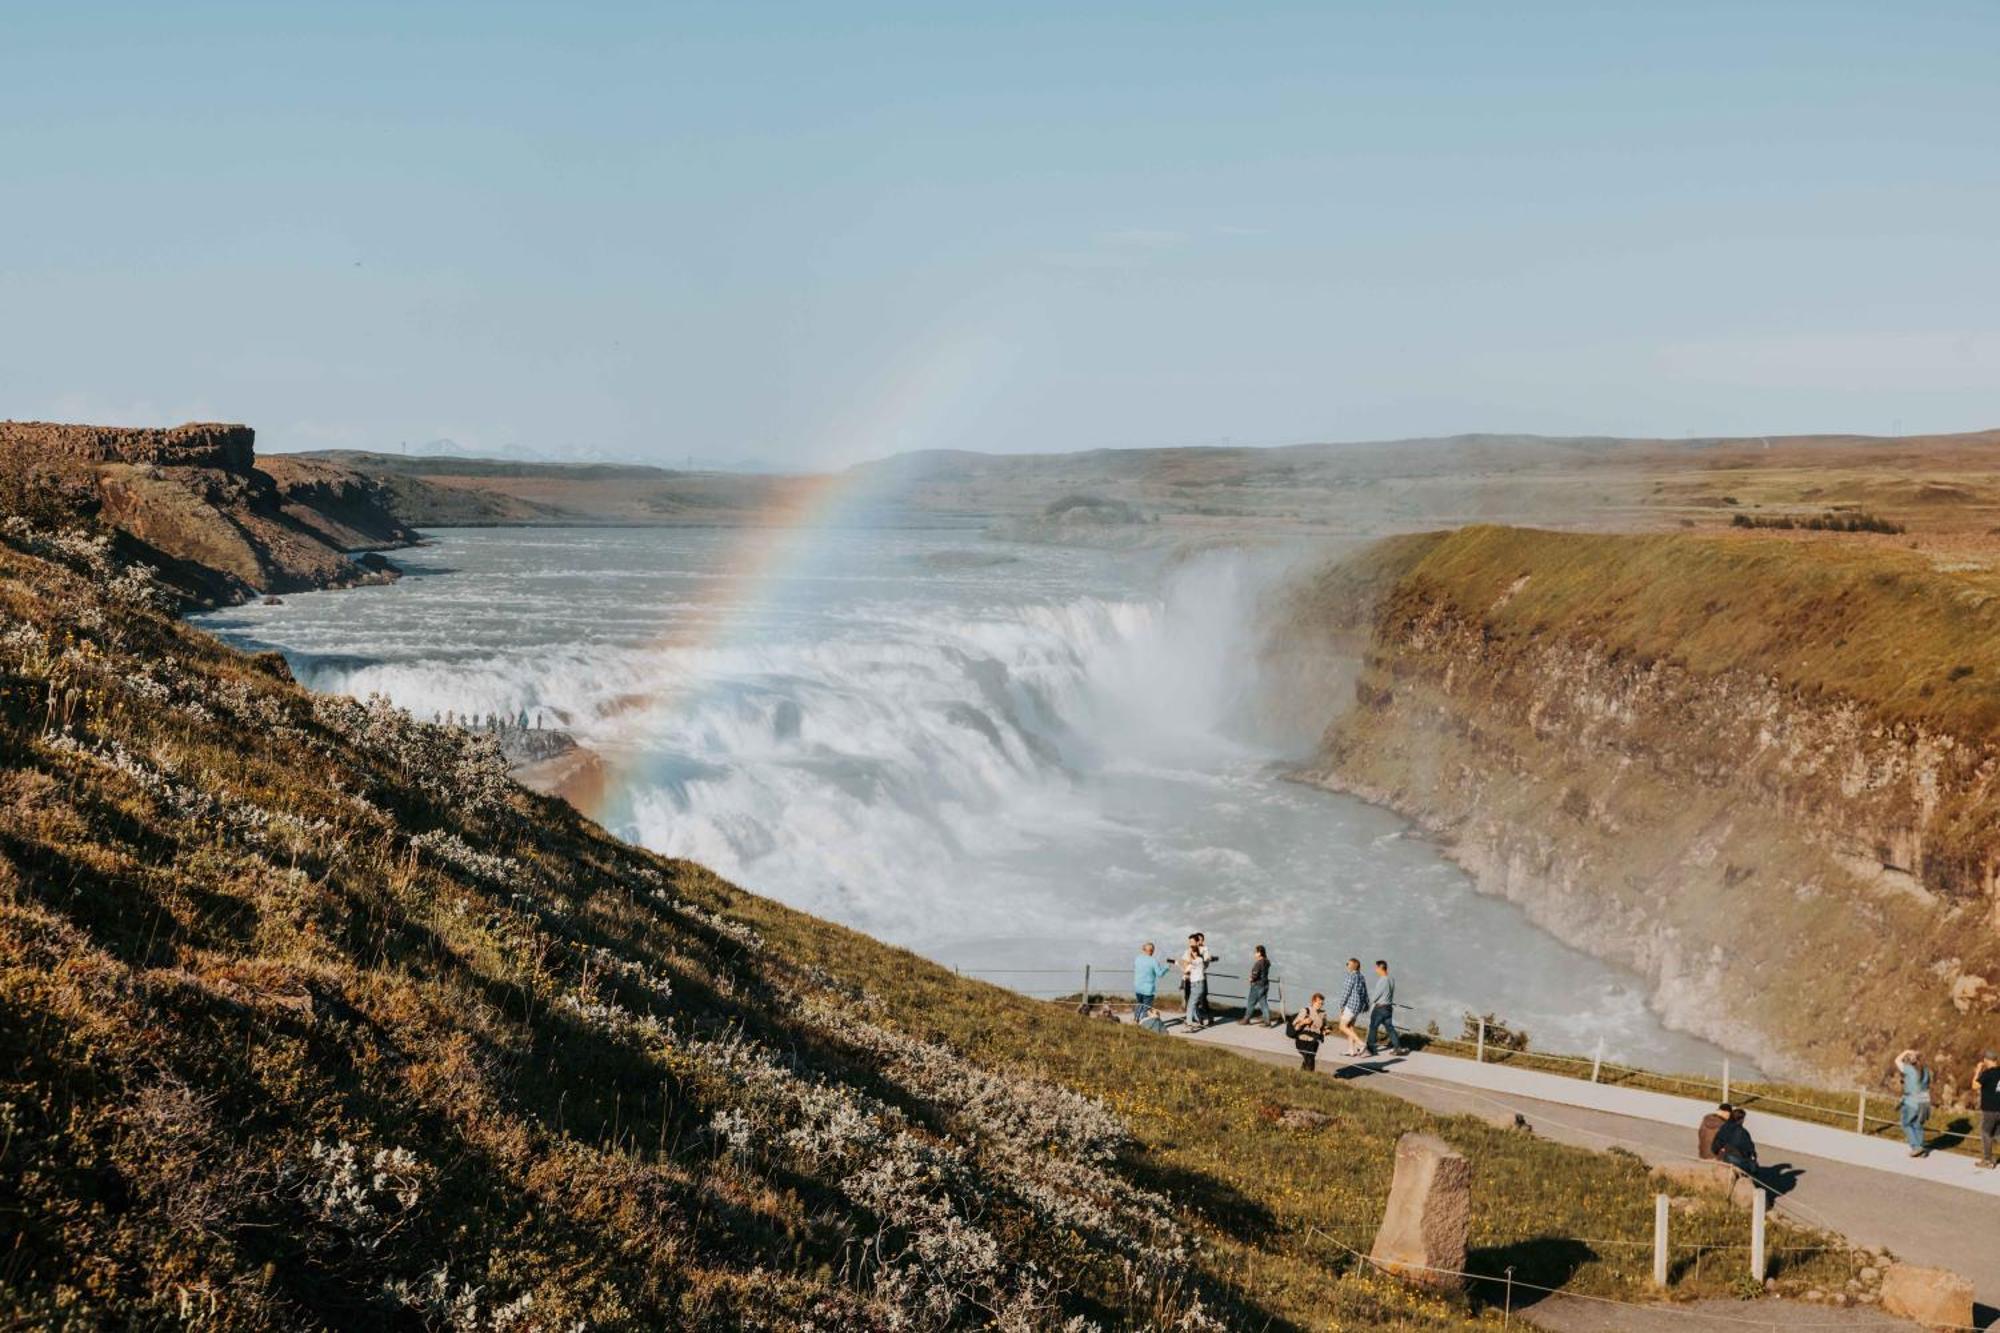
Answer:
[
  {"left": 1287, "top": 993, "right": 1328, "bottom": 1071},
  {"left": 1241, "top": 945, "right": 1274, "bottom": 1026},
  {"left": 1896, "top": 1049, "right": 1933, "bottom": 1157},
  {"left": 1335, "top": 958, "right": 1370, "bottom": 1058}
]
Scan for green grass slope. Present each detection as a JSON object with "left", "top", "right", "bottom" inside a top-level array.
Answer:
[{"left": 0, "top": 520, "right": 1856, "bottom": 1329}]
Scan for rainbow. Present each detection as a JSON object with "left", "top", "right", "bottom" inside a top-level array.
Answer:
[{"left": 579, "top": 322, "right": 1015, "bottom": 821}]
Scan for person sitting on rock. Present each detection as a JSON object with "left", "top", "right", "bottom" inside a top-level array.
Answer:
[
  {"left": 1697, "top": 1102, "right": 1733, "bottom": 1160},
  {"left": 1713, "top": 1106, "right": 1758, "bottom": 1174}
]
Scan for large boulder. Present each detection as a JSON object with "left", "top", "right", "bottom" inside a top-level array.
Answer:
[
  {"left": 1369, "top": 1132, "right": 1470, "bottom": 1291},
  {"left": 1650, "top": 1160, "right": 1750, "bottom": 1204},
  {"left": 1879, "top": 1263, "right": 1974, "bottom": 1329}
]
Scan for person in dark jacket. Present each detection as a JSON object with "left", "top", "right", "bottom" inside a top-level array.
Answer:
[
  {"left": 1713, "top": 1107, "right": 1758, "bottom": 1173},
  {"left": 1288, "top": 994, "right": 1328, "bottom": 1071},
  {"left": 1241, "top": 945, "right": 1274, "bottom": 1025},
  {"left": 1976, "top": 1051, "right": 2000, "bottom": 1170}
]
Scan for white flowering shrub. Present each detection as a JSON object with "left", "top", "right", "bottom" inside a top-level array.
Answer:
[
  {"left": 300, "top": 1140, "right": 427, "bottom": 1250},
  {"left": 657, "top": 893, "right": 765, "bottom": 953},
  {"left": 310, "top": 693, "right": 516, "bottom": 818},
  {"left": 105, "top": 560, "right": 173, "bottom": 611},
  {"left": 384, "top": 1266, "right": 536, "bottom": 1332},
  {"left": 411, "top": 828, "right": 521, "bottom": 887}
]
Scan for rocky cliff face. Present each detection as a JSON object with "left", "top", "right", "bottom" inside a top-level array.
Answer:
[
  {"left": 0, "top": 421, "right": 417, "bottom": 608},
  {"left": 1275, "top": 527, "right": 2000, "bottom": 1090},
  {"left": 0, "top": 420, "right": 255, "bottom": 470}
]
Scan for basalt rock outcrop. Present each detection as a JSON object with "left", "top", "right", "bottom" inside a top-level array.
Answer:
[
  {"left": 1273, "top": 525, "right": 2000, "bottom": 1086},
  {"left": 0, "top": 420, "right": 255, "bottom": 470},
  {"left": 0, "top": 420, "right": 417, "bottom": 608}
]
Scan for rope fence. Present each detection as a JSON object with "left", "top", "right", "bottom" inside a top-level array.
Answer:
[{"left": 1304, "top": 1227, "right": 1982, "bottom": 1331}]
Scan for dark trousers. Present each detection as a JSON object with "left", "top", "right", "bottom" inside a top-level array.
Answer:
[
  {"left": 1300, "top": 1049, "right": 1317, "bottom": 1071},
  {"left": 1365, "top": 1005, "right": 1401, "bottom": 1054},
  {"left": 1983, "top": 1111, "right": 1999, "bottom": 1164}
]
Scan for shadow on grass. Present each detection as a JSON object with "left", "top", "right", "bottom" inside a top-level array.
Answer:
[{"left": 1466, "top": 1237, "right": 1598, "bottom": 1312}]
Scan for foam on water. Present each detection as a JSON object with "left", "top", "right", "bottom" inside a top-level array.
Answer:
[{"left": 196, "top": 526, "right": 1752, "bottom": 1074}]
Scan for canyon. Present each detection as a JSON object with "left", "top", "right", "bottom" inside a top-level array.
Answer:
[{"left": 1271, "top": 525, "right": 2000, "bottom": 1088}]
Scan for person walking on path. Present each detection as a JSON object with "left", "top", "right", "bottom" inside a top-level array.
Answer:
[
  {"left": 1895, "top": 1049, "right": 1933, "bottom": 1157},
  {"left": 1974, "top": 1050, "right": 2000, "bottom": 1170},
  {"left": 1241, "top": 946, "right": 1274, "bottom": 1026},
  {"left": 1288, "top": 994, "right": 1328, "bottom": 1071},
  {"left": 1132, "top": 942, "right": 1174, "bottom": 1024},
  {"left": 1335, "top": 958, "right": 1369, "bottom": 1057},
  {"left": 1364, "top": 959, "right": 1406, "bottom": 1056},
  {"left": 1180, "top": 934, "right": 1216, "bottom": 1031}
]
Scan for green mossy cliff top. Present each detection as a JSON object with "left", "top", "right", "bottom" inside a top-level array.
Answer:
[{"left": 1297, "top": 524, "right": 2000, "bottom": 738}]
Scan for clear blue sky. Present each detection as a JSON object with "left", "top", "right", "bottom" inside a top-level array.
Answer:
[{"left": 3, "top": 2, "right": 1995, "bottom": 466}]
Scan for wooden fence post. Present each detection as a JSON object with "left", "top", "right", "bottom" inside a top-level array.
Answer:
[
  {"left": 1476, "top": 1017, "right": 1487, "bottom": 1064},
  {"left": 1721, "top": 1057, "right": 1730, "bottom": 1104}
]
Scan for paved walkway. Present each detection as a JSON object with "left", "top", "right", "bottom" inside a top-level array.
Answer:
[{"left": 1161, "top": 1017, "right": 2000, "bottom": 1318}]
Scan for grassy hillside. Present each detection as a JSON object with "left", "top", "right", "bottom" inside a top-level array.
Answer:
[
  {"left": 1286, "top": 524, "right": 2000, "bottom": 737},
  {"left": 0, "top": 518, "right": 1858, "bottom": 1329},
  {"left": 1390, "top": 525, "right": 2000, "bottom": 736}
]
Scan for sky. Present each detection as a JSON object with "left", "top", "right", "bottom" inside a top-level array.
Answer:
[{"left": 2, "top": 1, "right": 1997, "bottom": 468}]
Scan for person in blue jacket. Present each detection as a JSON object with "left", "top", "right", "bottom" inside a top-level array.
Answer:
[
  {"left": 1132, "top": 941, "right": 1174, "bottom": 1024},
  {"left": 1896, "top": 1049, "right": 1933, "bottom": 1157}
]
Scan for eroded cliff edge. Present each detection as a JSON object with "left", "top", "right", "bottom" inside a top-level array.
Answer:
[
  {"left": 1270, "top": 525, "right": 2000, "bottom": 1090},
  {"left": 0, "top": 420, "right": 419, "bottom": 608}
]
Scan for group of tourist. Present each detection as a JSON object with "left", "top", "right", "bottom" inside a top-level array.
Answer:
[
  {"left": 1130, "top": 939, "right": 1408, "bottom": 1071},
  {"left": 1131, "top": 940, "right": 2000, "bottom": 1174}
]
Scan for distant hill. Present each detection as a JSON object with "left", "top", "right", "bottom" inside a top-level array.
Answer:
[{"left": 289, "top": 449, "right": 808, "bottom": 527}]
